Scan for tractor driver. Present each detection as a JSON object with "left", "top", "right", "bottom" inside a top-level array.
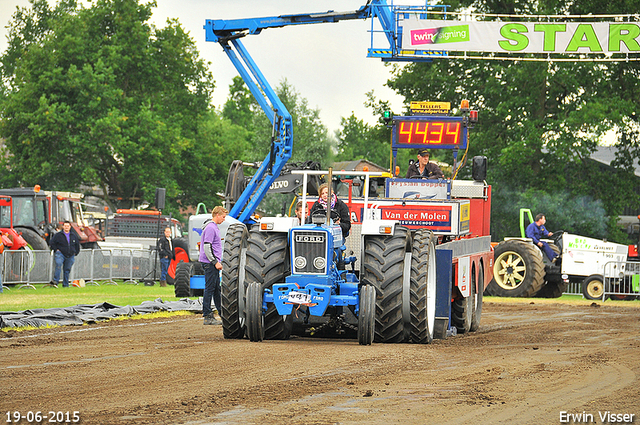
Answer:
[
  {"left": 525, "top": 213, "right": 559, "bottom": 263},
  {"left": 406, "top": 149, "right": 444, "bottom": 179},
  {"left": 308, "top": 183, "right": 351, "bottom": 237}
]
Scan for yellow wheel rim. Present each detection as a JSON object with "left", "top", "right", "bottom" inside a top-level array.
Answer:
[
  {"left": 493, "top": 250, "right": 527, "bottom": 290},
  {"left": 586, "top": 279, "right": 604, "bottom": 299}
]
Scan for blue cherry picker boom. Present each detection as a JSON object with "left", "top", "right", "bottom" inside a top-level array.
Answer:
[
  {"left": 204, "top": 0, "right": 449, "bottom": 224},
  {"left": 174, "top": 1, "right": 493, "bottom": 344}
]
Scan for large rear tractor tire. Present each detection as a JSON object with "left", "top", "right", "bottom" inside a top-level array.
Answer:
[
  {"left": 244, "top": 228, "right": 292, "bottom": 340},
  {"left": 358, "top": 285, "right": 376, "bottom": 345},
  {"left": 173, "top": 261, "right": 192, "bottom": 298},
  {"left": 221, "top": 223, "right": 248, "bottom": 339},
  {"left": 19, "top": 228, "right": 48, "bottom": 251},
  {"left": 583, "top": 275, "right": 604, "bottom": 300},
  {"left": 409, "top": 229, "right": 436, "bottom": 344},
  {"left": 362, "top": 225, "right": 409, "bottom": 343},
  {"left": 488, "top": 240, "right": 545, "bottom": 297},
  {"left": 470, "top": 263, "right": 484, "bottom": 332},
  {"left": 245, "top": 281, "right": 264, "bottom": 342}
]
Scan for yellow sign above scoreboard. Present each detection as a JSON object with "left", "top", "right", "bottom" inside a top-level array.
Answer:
[{"left": 410, "top": 101, "right": 451, "bottom": 115}]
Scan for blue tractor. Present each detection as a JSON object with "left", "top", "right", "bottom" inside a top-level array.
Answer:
[
  {"left": 188, "top": 1, "right": 491, "bottom": 345},
  {"left": 243, "top": 191, "right": 375, "bottom": 344}
]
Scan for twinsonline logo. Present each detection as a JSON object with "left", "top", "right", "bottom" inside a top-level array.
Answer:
[{"left": 411, "top": 25, "right": 470, "bottom": 46}]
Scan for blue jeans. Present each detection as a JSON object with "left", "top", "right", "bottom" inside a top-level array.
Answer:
[
  {"left": 54, "top": 251, "right": 75, "bottom": 287},
  {"left": 539, "top": 241, "right": 558, "bottom": 262},
  {"left": 159, "top": 257, "right": 171, "bottom": 281},
  {"left": 202, "top": 262, "right": 221, "bottom": 317}
]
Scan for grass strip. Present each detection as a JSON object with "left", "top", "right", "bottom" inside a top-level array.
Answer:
[{"left": 0, "top": 281, "right": 198, "bottom": 312}]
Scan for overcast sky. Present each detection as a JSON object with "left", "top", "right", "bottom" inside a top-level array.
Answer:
[{"left": 0, "top": 0, "right": 412, "bottom": 134}]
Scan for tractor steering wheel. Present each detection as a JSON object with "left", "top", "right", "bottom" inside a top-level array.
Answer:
[{"left": 551, "top": 230, "right": 564, "bottom": 245}]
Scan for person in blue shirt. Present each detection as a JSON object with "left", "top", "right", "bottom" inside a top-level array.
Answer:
[{"left": 525, "top": 213, "right": 558, "bottom": 262}]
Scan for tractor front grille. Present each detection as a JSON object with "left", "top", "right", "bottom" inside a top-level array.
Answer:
[{"left": 291, "top": 230, "right": 328, "bottom": 275}]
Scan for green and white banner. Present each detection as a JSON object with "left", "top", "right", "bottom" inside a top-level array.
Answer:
[{"left": 402, "top": 19, "right": 640, "bottom": 54}]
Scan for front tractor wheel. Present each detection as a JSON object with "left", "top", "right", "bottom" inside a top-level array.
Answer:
[
  {"left": 488, "top": 240, "right": 545, "bottom": 297},
  {"left": 243, "top": 228, "right": 292, "bottom": 340},
  {"left": 358, "top": 285, "right": 376, "bottom": 345},
  {"left": 221, "top": 223, "right": 248, "bottom": 339},
  {"left": 245, "top": 281, "right": 264, "bottom": 342},
  {"left": 583, "top": 275, "right": 604, "bottom": 300}
]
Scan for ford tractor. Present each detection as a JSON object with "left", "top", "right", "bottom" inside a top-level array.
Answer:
[
  {"left": 241, "top": 175, "right": 376, "bottom": 344},
  {"left": 169, "top": 1, "right": 495, "bottom": 344}
]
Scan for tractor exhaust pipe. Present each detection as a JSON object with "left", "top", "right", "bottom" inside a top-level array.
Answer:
[{"left": 326, "top": 167, "right": 333, "bottom": 226}]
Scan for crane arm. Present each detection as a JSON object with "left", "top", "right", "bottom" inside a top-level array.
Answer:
[{"left": 203, "top": 1, "right": 399, "bottom": 223}]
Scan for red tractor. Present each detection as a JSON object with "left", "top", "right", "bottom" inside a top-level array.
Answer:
[{"left": 0, "top": 195, "right": 33, "bottom": 251}]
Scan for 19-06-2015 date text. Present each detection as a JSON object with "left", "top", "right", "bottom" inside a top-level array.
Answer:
[{"left": 5, "top": 411, "right": 80, "bottom": 423}]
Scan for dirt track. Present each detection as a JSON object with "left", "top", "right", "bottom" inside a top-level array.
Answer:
[{"left": 1, "top": 299, "right": 639, "bottom": 425}]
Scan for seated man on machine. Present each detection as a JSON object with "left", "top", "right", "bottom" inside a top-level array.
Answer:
[
  {"left": 525, "top": 213, "right": 559, "bottom": 263},
  {"left": 406, "top": 149, "right": 444, "bottom": 179}
]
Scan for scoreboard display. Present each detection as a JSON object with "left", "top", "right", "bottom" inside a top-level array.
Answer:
[{"left": 393, "top": 117, "right": 467, "bottom": 150}]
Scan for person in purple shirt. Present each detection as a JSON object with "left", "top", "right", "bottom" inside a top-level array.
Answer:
[
  {"left": 50, "top": 221, "right": 81, "bottom": 287},
  {"left": 200, "top": 206, "right": 228, "bottom": 325}
]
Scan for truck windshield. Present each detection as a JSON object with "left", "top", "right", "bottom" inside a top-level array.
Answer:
[
  {"left": 36, "top": 200, "right": 47, "bottom": 225},
  {"left": 70, "top": 201, "right": 85, "bottom": 225},
  {"left": 12, "top": 198, "right": 35, "bottom": 226},
  {"left": 0, "top": 205, "right": 11, "bottom": 227},
  {"left": 59, "top": 200, "right": 73, "bottom": 222}
]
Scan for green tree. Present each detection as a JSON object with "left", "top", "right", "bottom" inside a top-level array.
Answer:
[
  {"left": 222, "top": 76, "right": 256, "bottom": 131},
  {"left": 222, "top": 79, "right": 334, "bottom": 215},
  {"left": 0, "top": 0, "right": 215, "bottom": 211},
  {"left": 385, "top": 1, "right": 640, "bottom": 241},
  {"left": 175, "top": 110, "right": 251, "bottom": 210},
  {"left": 261, "top": 80, "right": 334, "bottom": 166},
  {"left": 335, "top": 113, "right": 390, "bottom": 169}
]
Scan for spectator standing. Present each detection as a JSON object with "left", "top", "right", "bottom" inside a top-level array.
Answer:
[
  {"left": 157, "top": 227, "right": 174, "bottom": 287},
  {"left": 199, "top": 206, "right": 228, "bottom": 325},
  {"left": 50, "top": 221, "right": 81, "bottom": 288}
]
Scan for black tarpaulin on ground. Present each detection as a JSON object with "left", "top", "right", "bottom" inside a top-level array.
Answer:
[{"left": 0, "top": 298, "right": 203, "bottom": 328}]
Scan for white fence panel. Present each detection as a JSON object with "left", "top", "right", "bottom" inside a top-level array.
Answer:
[
  {"left": 0, "top": 248, "right": 161, "bottom": 288},
  {"left": 602, "top": 261, "right": 640, "bottom": 300}
]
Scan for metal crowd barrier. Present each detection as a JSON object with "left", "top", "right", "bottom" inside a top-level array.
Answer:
[
  {"left": 0, "top": 249, "right": 162, "bottom": 289},
  {"left": 564, "top": 281, "right": 582, "bottom": 296},
  {"left": 558, "top": 278, "right": 639, "bottom": 298},
  {"left": 602, "top": 261, "right": 640, "bottom": 300}
]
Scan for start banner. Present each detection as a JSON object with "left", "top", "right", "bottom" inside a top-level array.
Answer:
[{"left": 402, "top": 19, "right": 640, "bottom": 55}]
